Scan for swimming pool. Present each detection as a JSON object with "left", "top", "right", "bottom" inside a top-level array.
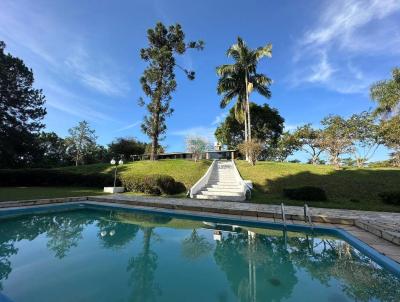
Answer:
[{"left": 0, "top": 203, "right": 399, "bottom": 302}]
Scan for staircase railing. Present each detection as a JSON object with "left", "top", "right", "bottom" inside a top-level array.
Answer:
[
  {"left": 231, "top": 160, "right": 252, "bottom": 200},
  {"left": 189, "top": 160, "right": 217, "bottom": 198}
]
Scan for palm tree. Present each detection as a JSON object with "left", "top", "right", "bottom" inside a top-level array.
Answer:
[{"left": 216, "top": 37, "right": 272, "bottom": 153}]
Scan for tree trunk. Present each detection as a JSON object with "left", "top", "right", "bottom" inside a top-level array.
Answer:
[
  {"left": 150, "top": 135, "right": 158, "bottom": 161},
  {"left": 244, "top": 105, "right": 249, "bottom": 161},
  {"left": 150, "top": 102, "right": 161, "bottom": 161},
  {"left": 245, "top": 71, "right": 252, "bottom": 163}
]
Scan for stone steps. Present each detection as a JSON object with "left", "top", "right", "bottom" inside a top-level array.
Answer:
[{"left": 193, "top": 160, "right": 246, "bottom": 202}]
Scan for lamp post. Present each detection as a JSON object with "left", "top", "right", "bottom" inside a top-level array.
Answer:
[{"left": 110, "top": 158, "right": 124, "bottom": 188}]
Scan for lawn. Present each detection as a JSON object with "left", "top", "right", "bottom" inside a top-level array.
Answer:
[
  {"left": 0, "top": 187, "right": 107, "bottom": 202},
  {"left": 59, "top": 159, "right": 212, "bottom": 189},
  {"left": 236, "top": 160, "right": 400, "bottom": 212}
]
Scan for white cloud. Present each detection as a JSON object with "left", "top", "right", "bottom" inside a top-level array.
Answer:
[
  {"left": 64, "top": 46, "right": 130, "bottom": 97},
  {"left": 115, "top": 121, "right": 141, "bottom": 132},
  {"left": 211, "top": 112, "right": 228, "bottom": 125},
  {"left": 304, "top": 52, "right": 335, "bottom": 84},
  {"left": 291, "top": 0, "right": 400, "bottom": 94}
]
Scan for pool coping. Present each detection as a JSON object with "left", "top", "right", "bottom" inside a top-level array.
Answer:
[{"left": 0, "top": 197, "right": 399, "bottom": 278}]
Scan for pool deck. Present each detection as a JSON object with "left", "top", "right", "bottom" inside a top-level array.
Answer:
[{"left": 1, "top": 194, "right": 399, "bottom": 264}]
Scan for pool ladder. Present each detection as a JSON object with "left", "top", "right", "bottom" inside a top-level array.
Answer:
[{"left": 304, "top": 203, "right": 313, "bottom": 227}]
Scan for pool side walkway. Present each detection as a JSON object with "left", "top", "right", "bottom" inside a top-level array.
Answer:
[{"left": 0, "top": 194, "right": 399, "bottom": 263}]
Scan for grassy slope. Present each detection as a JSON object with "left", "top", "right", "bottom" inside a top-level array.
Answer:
[
  {"left": 236, "top": 160, "right": 400, "bottom": 212},
  {"left": 59, "top": 159, "right": 212, "bottom": 189},
  {"left": 0, "top": 187, "right": 107, "bottom": 201},
  {"left": 1, "top": 160, "right": 211, "bottom": 201}
]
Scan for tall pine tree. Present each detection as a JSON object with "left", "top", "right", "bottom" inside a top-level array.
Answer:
[{"left": 139, "top": 23, "right": 203, "bottom": 160}]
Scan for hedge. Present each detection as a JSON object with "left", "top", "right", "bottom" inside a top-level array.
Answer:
[
  {"left": 0, "top": 169, "right": 116, "bottom": 187},
  {"left": 378, "top": 191, "right": 400, "bottom": 205},
  {"left": 120, "top": 173, "right": 186, "bottom": 195},
  {"left": 283, "top": 186, "right": 327, "bottom": 201}
]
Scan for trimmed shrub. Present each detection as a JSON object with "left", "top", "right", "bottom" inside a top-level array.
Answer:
[
  {"left": 378, "top": 191, "right": 400, "bottom": 205},
  {"left": 0, "top": 169, "right": 115, "bottom": 187},
  {"left": 283, "top": 186, "right": 327, "bottom": 201},
  {"left": 120, "top": 173, "right": 185, "bottom": 195}
]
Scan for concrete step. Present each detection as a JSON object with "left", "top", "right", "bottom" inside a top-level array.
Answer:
[
  {"left": 204, "top": 187, "right": 243, "bottom": 193},
  {"left": 200, "top": 190, "right": 242, "bottom": 197},
  {"left": 194, "top": 194, "right": 245, "bottom": 202},
  {"left": 209, "top": 184, "right": 242, "bottom": 189}
]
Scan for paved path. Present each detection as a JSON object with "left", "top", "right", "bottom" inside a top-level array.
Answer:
[{"left": 193, "top": 160, "right": 246, "bottom": 201}]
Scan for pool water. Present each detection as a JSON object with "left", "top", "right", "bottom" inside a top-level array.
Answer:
[{"left": 0, "top": 208, "right": 399, "bottom": 302}]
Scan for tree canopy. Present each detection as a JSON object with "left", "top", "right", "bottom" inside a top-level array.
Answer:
[
  {"left": 215, "top": 102, "right": 284, "bottom": 150},
  {"left": 0, "top": 41, "right": 46, "bottom": 168}
]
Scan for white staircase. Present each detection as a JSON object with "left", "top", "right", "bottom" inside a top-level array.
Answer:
[{"left": 191, "top": 160, "right": 250, "bottom": 201}]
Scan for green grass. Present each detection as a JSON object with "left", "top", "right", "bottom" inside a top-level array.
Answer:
[
  {"left": 58, "top": 159, "right": 212, "bottom": 189},
  {"left": 0, "top": 187, "right": 107, "bottom": 202},
  {"left": 236, "top": 160, "right": 400, "bottom": 212},
  {"left": 0, "top": 160, "right": 211, "bottom": 202}
]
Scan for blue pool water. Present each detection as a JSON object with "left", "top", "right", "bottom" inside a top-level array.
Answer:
[{"left": 0, "top": 206, "right": 399, "bottom": 302}]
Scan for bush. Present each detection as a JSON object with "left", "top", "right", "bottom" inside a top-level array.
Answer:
[
  {"left": 0, "top": 169, "right": 115, "bottom": 187},
  {"left": 120, "top": 173, "right": 185, "bottom": 195},
  {"left": 283, "top": 186, "right": 327, "bottom": 201},
  {"left": 378, "top": 191, "right": 400, "bottom": 205}
]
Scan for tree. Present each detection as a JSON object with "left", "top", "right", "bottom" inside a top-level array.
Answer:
[
  {"left": 181, "top": 229, "right": 212, "bottom": 260},
  {"left": 139, "top": 22, "right": 204, "bottom": 160},
  {"left": 215, "top": 102, "right": 284, "bottom": 150},
  {"left": 320, "top": 115, "right": 353, "bottom": 169},
  {"left": 293, "top": 124, "right": 323, "bottom": 165},
  {"left": 65, "top": 120, "right": 97, "bottom": 166},
  {"left": 370, "top": 67, "right": 400, "bottom": 118},
  {"left": 380, "top": 115, "right": 400, "bottom": 167},
  {"left": 36, "top": 132, "right": 68, "bottom": 167},
  {"left": 238, "top": 139, "right": 263, "bottom": 165},
  {"left": 0, "top": 41, "right": 46, "bottom": 168},
  {"left": 108, "top": 137, "right": 146, "bottom": 160},
  {"left": 265, "top": 131, "right": 301, "bottom": 162},
  {"left": 216, "top": 37, "right": 272, "bottom": 160},
  {"left": 185, "top": 136, "right": 209, "bottom": 162},
  {"left": 347, "top": 111, "right": 382, "bottom": 167}
]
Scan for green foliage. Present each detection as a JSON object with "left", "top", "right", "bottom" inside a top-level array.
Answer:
[
  {"left": 215, "top": 102, "right": 284, "bottom": 149},
  {"left": 65, "top": 120, "right": 98, "bottom": 166},
  {"left": 283, "top": 186, "right": 327, "bottom": 201},
  {"left": 347, "top": 111, "right": 381, "bottom": 167},
  {"left": 0, "top": 169, "right": 114, "bottom": 187},
  {"left": 370, "top": 67, "right": 400, "bottom": 118},
  {"left": 378, "top": 191, "right": 400, "bottom": 205},
  {"left": 265, "top": 131, "right": 301, "bottom": 162},
  {"left": 139, "top": 22, "right": 203, "bottom": 160},
  {"left": 379, "top": 115, "right": 400, "bottom": 167},
  {"left": 120, "top": 173, "right": 185, "bottom": 195},
  {"left": 36, "top": 132, "right": 69, "bottom": 167},
  {"left": 292, "top": 124, "right": 323, "bottom": 165},
  {"left": 320, "top": 115, "right": 353, "bottom": 169},
  {"left": 108, "top": 137, "right": 146, "bottom": 160},
  {"left": 0, "top": 41, "right": 46, "bottom": 168},
  {"left": 216, "top": 37, "right": 273, "bottom": 151}
]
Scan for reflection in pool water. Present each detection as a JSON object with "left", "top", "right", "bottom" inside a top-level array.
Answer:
[{"left": 0, "top": 209, "right": 399, "bottom": 302}]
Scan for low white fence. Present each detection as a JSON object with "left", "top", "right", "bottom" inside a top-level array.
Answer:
[
  {"left": 231, "top": 160, "right": 253, "bottom": 199},
  {"left": 189, "top": 160, "right": 217, "bottom": 198}
]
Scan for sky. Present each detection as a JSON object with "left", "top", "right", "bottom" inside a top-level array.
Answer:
[{"left": 1, "top": 0, "right": 400, "bottom": 161}]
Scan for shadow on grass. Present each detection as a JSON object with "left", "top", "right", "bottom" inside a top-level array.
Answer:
[{"left": 251, "top": 168, "right": 400, "bottom": 212}]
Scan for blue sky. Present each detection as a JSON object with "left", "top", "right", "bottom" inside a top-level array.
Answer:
[{"left": 1, "top": 0, "right": 400, "bottom": 161}]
